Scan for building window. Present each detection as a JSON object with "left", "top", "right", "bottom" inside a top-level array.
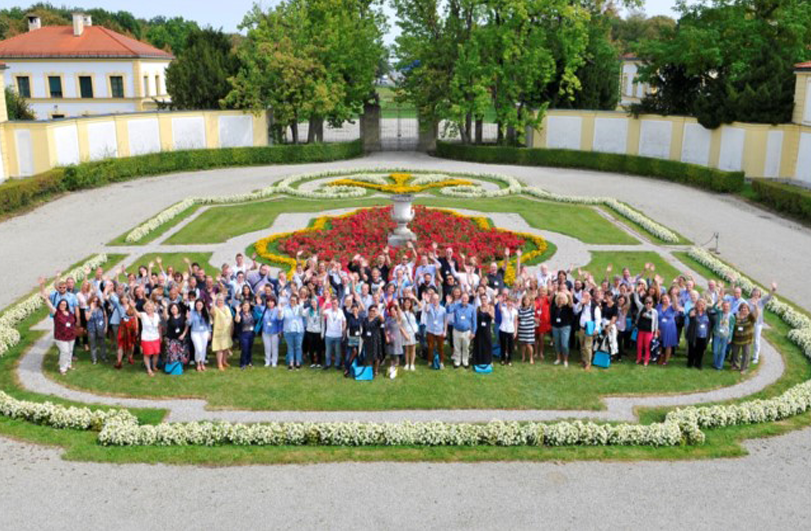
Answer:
[
  {"left": 79, "top": 76, "right": 93, "bottom": 98},
  {"left": 143, "top": 75, "right": 150, "bottom": 96},
  {"left": 155, "top": 75, "right": 161, "bottom": 96},
  {"left": 48, "top": 76, "right": 63, "bottom": 98},
  {"left": 51, "top": 114, "right": 66, "bottom": 119},
  {"left": 16, "top": 76, "right": 31, "bottom": 98},
  {"left": 110, "top": 76, "right": 124, "bottom": 98}
]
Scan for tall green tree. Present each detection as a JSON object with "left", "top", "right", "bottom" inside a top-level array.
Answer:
[
  {"left": 4, "top": 86, "right": 34, "bottom": 120},
  {"left": 633, "top": 0, "right": 811, "bottom": 128},
  {"left": 225, "top": 0, "right": 386, "bottom": 143},
  {"left": 164, "top": 27, "right": 240, "bottom": 110},
  {"left": 145, "top": 16, "right": 200, "bottom": 55}
]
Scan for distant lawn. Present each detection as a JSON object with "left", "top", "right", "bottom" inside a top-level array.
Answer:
[
  {"left": 416, "top": 196, "right": 639, "bottom": 245},
  {"left": 108, "top": 204, "right": 201, "bottom": 246},
  {"left": 599, "top": 206, "right": 692, "bottom": 245},
  {"left": 166, "top": 198, "right": 391, "bottom": 245},
  {"left": 44, "top": 339, "right": 747, "bottom": 412},
  {"left": 167, "top": 195, "right": 639, "bottom": 246},
  {"left": 128, "top": 253, "right": 215, "bottom": 276},
  {"left": 582, "top": 251, "right": 683, "bottom": 284}
]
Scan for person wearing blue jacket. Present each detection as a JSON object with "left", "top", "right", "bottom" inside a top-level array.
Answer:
[{"left": 256, "top": 296, "right": 284, "bottom": 368}]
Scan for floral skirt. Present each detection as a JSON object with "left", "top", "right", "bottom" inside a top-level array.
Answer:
[
  {"left": 118, "top": 321, "right": 138, "bottom": 351},
  {"left": 165, "top": 338, "right": 188, "bottom": 365}
]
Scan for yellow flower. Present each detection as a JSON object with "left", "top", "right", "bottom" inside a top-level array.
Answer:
[{"left": 327, "top": 174, "right": 473, "bottom": 194}]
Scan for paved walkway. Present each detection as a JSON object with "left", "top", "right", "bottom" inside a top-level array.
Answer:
[{"left": 1, "top": 426, "right": 810, "bottom": 530}]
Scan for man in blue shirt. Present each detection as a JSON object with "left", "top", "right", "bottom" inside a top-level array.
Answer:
[
  {"left": 424, "top": 293, "right": 447, "bottom": 369},
  {"left": 448, "top": 293, "right": 476, "bottom": 368}
]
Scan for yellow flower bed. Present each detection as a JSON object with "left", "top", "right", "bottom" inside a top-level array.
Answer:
[
  {"left": 327, "top": 172, "right": 474, "bottom": 194},
  {"left": 254, "top": 206, "right": 547, "bottom": 286}
]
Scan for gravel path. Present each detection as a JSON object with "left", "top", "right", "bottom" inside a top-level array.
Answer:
[{"left": 1, "top": 426, "right": 810, "bottom": 531}]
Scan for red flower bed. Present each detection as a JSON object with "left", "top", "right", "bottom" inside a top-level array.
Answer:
[{"left": 278, "top": 206, "right": 525, "bottom": 265}]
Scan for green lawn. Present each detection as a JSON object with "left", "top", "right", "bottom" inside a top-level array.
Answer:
[
  {"left": 129, "top": 253, "right": 215, "bottom": 276},
  {"left": 167, "top": 195, "right": 639, "bottom": 246},
  {"left": 599, "top": 205, "right": 692, "bottom": 245},
  {"left": 166, "top": 198, "right": 391, "bottom": 245},
  {"left": 582, "top": 251, "right": 683, "bottom": 284},
  {"left": 44, "top": 338, "right": 747, "bottom": 411}
]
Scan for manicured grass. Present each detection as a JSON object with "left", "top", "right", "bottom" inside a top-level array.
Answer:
[
  {"left": 44, "top": 337, "right": 747, "bottom": 411},
  {"left": 414, "top": 196, "right": 639, "bottom": 245},
  {"left": 581, "top": 251, "right": 683, "bottom": 284},
  {"left": 108, "top": 204, "right": 201, "bottom": 246},
  {"left": 166, "top": 198, "right": 392, "bottom": 245},
  {"left": 129, "top": 253, "right": 215, "bottom": 276}
]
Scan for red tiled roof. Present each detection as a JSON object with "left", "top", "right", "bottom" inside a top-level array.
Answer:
[
  {"left": 796, "top": 61, "right": 811, "bottom": 70},
  {"left": 621, "top": 53, "right": 639, "bottom": 61},
  {"left": 0, "top": 26, "right": 173, "bottom": 59}
]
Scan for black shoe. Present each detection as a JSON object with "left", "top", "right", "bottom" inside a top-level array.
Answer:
[
  {"left": 453, "top": 364, "right": 460, "bottom": 369},
  {"left": 287, "top": 365, "right": 293, "bottom": 371},
  {"left": 323, "top": 365, "right": 331, "bottom": 370}
]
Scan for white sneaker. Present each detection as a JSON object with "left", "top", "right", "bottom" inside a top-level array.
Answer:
[
  {"left": 752, "top": 358, "right": 759, "bottom": 364},
  {"left": 439, "top": 363, "right": 444, "bottom": 369},
  {"left": 411, "top": 364, "right": 416, "bottom": 371},
  {"left": 389, "top": 367, "right": 397, "bottom": 379},
  {"left": 553, "top": 359, "right": 560, "bottom": 366},
  {"left": 564, "top": 361, "right": 569, "bottom": 368}
]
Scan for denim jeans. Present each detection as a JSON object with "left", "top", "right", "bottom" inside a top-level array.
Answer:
[
  {"left": 239, "top": 331, "right": 255, "bottom": 368},
  {"left": 284, "top": 331, "right": 304, "bottom": 366},
  {"left": 324, "top": 336, "right": 342, "bottom": 368},
  {"left": 87, "top": 329, "right": 107, "bottom": 363},
  {"left": 552, "top": 326, "right": 571, "bottom": 356},
  {"left": 712, "top": 334, "right": 729, "bottom": 369}
]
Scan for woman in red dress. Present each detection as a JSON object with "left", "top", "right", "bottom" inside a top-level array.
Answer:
[
  {"left": 535, "top": 287, "right": 552, "bottom": 361},
  {"left": 116, "top": 303, "right": 139, "bottom": 369}
]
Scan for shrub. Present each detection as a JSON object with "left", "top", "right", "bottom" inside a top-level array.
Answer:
[
  {"left": 752, "top": 179, "right": 811, "bottom": 223},
  {"left": 0, "top": 170, "right": 65, "bottom": 214},
  {"left": 435, "top": 142, "right": 745, "bottom": 193},
  {"left": 0, "top": 141, "right": 363, "bottom": 215}
]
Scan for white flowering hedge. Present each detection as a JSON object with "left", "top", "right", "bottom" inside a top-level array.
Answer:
[{"left": 0, "top": 391, "right": 136, "bottom": 431}]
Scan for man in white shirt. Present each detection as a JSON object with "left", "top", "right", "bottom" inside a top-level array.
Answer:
[{"left": 574, "top": 291, "right": 602, "bottom": 371}]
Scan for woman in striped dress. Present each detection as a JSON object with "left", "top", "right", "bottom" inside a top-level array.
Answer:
[{"left": 518, "top": 295, "right": 537, "bottom": 364}]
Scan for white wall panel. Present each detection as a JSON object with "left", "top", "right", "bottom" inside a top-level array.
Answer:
[
  {"left": 14, "top": 129, "right": 34, "bottom": 177},
  {"left": 172, "top": 116, "right": 206, "bottom": 150},
  {"left": 718, "top": 127, "right": 745, "bottom": 171},
  {"left": 593, "top": 118, "right": 628, "bottom": 154},
  {"left": 795, "top": 132, "right": 811, "bottom": 183},
  {"left": 546, "top": 116, "right": 582, "bottom": 150},
  {"left": 127, "top": 118, "right": 161, "bottom": 156},
  {"left": 681, "top": 123, "right": 712, "bottom": 166},
  {"left": 218, "top": 115, "right": 253, "bottom": 148},
  {"left": 638, "top": 120, "right": 672, "bottom": 159},
  {"left": 763, "top": 130, "right": 784, "bottom": 178},
  {"left": 86, "top": 121, "right": 118, "bottom": 161},
  {"left": 53, "top": 124, "right": 80, "bottom": 166},
  {"left": 805, "top": 79, "right": 811, "bottom": 124}
]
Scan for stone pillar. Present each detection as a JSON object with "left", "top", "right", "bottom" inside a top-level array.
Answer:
[
  {"left": 417, "top": 114, "right": 437, "bottom": 152},
  {"left": 0, "top": 64, "right": 8, "bottom": 123},
  {"left": 360, "top": 101, "right": 381, "bottom": 152}
]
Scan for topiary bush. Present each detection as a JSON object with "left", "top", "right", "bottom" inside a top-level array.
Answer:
[
  {"left": 435, "top": 142, "right": 745, "bottom": 193},
  {"left": 752, "top": 179, "right": 811, "bottom": 223},
  {"left": 0, "top": 170, "right": 65, "bottom": 215}
]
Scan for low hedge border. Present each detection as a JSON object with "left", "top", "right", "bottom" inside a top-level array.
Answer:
[
  {"left": 751, "top": 179, "right": 811, "bottom": 224},
  {"left": 0, "top": 141, "right": 363, "bottom": 216},
  {"left": 435, "top": 142, "right": 745, "bottom": 194}
]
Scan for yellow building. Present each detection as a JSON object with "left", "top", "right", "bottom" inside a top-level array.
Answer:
[{"left": 0, "top": 13, "right": 173, "bottom": 119}]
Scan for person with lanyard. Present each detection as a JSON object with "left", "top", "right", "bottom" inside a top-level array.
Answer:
[
  {"left": 360, "top": 305, "right": 385, "bottom": 376},
  {"left": 709, "top": 300, "right": 735, "bottom": 370},
  {"left": 400, "top": 296, "right": 420, "bottom": 371},
  {"left": 137, "top": 300, "right": 163, "bottom": 377},
  {"left": 246, "top": 263, "right": 278, "bottom": 295},
  {"left": 473, "top": 295, "right": 495, "bottom": 367},
  {"left": 724, "top": 285, "right": 749, "bottom": 314},
  {"left": 281, "top": 294, "right": 305, "bottom": 370},
  {"left": 731, "top": 301, "right": 759, "bottom": 373},
  {"left": 255, "top": 295, "right": 282, "bottom": 368},
  {"left": 656, "top": 294, "right": 682, "bottom": 366},
  {"left": 234, "top": 300, "right": 260, "bottom": 370},
  {"left": 633, "top": 293, "right": 658, "bottom": 367},
  {"left": 163, "top": 302, "right": 189, "bottom": 374},
  {"left": 497, "top": 295, "right": 518, "bottom": 366},
  {"left": 41, "top": 283, "right": 77, "bottom": 375},
  {"left": 574, "top": 291, "right": 602, "bottom": 371},
  {"left": 448, "top": 292, "right": 476, "bottom": 369},
  {"left": 343, "top": 302, "right": 363, "bottom": 377},
  {"left": 85, "top": 295, "right": 108, "bottom": 364},
  {"left": 550, "top": 290, "right": 574, "bottom": 367},
  {"left": 686, "top": 297, "right": 711, "bottom": 369},
  {"left": 424, "top": 293, "right": 447, "bottom": 369},
  {"left": 189, "top": 299, "right": 211, "bottom": 372},
  {"left": 322, "top": 295, "right": 346, "bottom": 371}
]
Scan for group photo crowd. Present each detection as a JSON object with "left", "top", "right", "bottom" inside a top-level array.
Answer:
[{"left": 39, "top": 244, "right": 777, "bottom": 381}]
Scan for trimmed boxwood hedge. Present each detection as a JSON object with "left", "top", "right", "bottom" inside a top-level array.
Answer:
[
  {"left": 0, "top": 141, "right": 362, "bottom": 215},
  {"left": 435, "top": 142, "right": 745, "bottom": 193},
  {"left": 752, "top": 179, "right": 811, "bottom": 224}
]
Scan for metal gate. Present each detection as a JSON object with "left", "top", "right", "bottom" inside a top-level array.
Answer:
[{"left": 380, "top": 105, "right": 418, "bottom": 151}]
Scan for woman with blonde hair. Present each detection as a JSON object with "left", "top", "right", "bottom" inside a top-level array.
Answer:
[
  {"left": 137, "top": 300, "right": 162, "bottom": 377},
  {"left": 211, "top": 294, "right": 234, "bottom": 371}
]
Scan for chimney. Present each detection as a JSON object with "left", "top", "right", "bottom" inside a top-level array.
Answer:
[
  {"left": 26, "top": 15, "right": 41, "bottom": 32},
  {"left": 72, "top": 12, "right": 85, "bottom": 36},
  {"left": 83, "top": 14, "right": 92, "bottom": 27}
]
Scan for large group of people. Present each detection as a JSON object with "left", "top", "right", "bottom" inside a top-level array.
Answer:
[{"left": 40, "top": 243, "right": 777, "bottom": 380}]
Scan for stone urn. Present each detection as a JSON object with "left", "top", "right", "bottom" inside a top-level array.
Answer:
[{"left": 387, "top": 194, "right": 417, "bottom": 247}]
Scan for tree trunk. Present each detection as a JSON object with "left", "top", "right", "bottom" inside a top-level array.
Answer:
[
  {"left": 464, "top": 112, "right": 472, "bottom": 144},
  {"left": 290, "top": 121, "right": 299, "bottom": 144},
  {"left": 496, "top": 121, "right": 503, "bottom": 144},
  {"left": 307, "top": 116, "right": 324, "bottom": 143},
  {"left": 475, "top": 119, "right": 483, "bottom": 144},
  {"left": 507, "top": 125, "right": 516, "bottom": 145}
]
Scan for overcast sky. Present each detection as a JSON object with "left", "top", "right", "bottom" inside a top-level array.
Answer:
[{"left": 84, "top": 0, "right": 689, "bottom": 42}]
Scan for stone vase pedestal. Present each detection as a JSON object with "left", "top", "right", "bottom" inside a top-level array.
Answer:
[{"left": 387, "top": 194, "right": 417, "bottom": 247}]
